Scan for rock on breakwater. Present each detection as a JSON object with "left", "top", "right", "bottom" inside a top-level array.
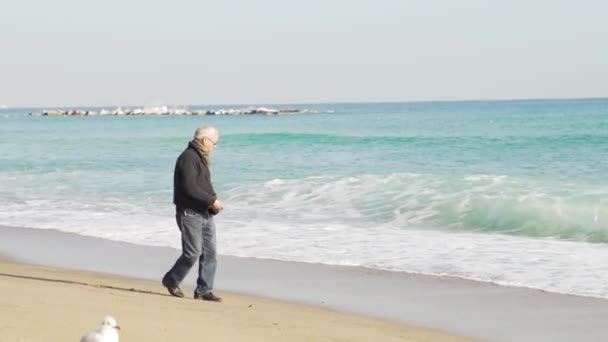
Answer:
[{"left": 31, "top": 106, "right": 308, "bottom": 117}]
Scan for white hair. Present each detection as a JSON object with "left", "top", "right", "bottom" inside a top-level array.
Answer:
[{"left": 193, "top": 126, "right": 219, "bottom": 140}]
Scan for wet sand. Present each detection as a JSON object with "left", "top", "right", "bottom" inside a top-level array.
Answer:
[{"left": 1, "top": 225, "right": 608, "bottom": 341}]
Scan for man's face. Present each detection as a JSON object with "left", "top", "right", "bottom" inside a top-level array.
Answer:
[{"left": 202, "top": 133, "right": 219, "bottom": 152}]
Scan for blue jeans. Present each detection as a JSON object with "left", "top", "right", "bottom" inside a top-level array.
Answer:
[{"left": 163, "top": 208, "right": 217, "bottom": 295}]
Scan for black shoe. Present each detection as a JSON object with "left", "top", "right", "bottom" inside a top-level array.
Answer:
[
  {"left": 162, "top": 277, "right": 184, "bottom": 298},
  {"left": 194, "top": 292, "right": 222, "bottom": 302}
]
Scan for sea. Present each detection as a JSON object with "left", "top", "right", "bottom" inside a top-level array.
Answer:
[{"left": 1, "top": 99, "right": 607, "bottom": 298}]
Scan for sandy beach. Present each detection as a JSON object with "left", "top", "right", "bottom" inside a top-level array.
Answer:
[
  {"left": 0, "top": 258, "right": 467, "bottom": 342},
  {"left": 2, "top": 225, "right": 608, "bottom": 341}
]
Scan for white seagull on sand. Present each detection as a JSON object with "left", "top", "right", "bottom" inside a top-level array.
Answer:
[{"left": 80, "top": 316, "right": 120, "bottom": 342}]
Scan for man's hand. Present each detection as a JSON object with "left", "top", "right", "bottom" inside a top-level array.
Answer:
[{"left": 210, "top": 199, "right": 224, "bottom": 214}]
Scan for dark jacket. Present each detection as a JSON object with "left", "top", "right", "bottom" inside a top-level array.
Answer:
[{"left": 173, "top": 142, "right": 217, "bottom": 213}]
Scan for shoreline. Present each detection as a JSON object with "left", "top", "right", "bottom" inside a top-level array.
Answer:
[
  {"left": 0, "top": 260, "right": 465, "bottom": 342},
  {"left": 2, "top": 225, "right": 608, "bottom": 341}
]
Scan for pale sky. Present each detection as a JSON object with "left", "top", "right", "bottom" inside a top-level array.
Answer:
[{"left": 1, "top": 0, "right": 607, "bottom": 107}]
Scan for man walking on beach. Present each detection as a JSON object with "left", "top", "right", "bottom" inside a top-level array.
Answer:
[{"left": 162, "top": 126, "right": 224, "bottom": 302}]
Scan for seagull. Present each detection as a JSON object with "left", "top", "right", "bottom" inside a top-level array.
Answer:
[{"left": 80, "top": 316, "right": 120, "bottom": 342}]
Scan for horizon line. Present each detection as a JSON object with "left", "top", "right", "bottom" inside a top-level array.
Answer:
[{"left": 3, "top": 95, "right": 608, "bottom": 110}]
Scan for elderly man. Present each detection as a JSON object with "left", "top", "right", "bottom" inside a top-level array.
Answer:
[{"left": 162, "top": 125, "right": 224, "bottom": 302}]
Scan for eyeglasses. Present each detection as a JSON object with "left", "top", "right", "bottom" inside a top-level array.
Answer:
[{"left": 205, "top": 137, "right": 218, "bottom": 148}]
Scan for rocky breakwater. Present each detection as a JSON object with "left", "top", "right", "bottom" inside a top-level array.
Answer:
[{"left": 31, "top": 106, "right": 306, "bottom": 117}]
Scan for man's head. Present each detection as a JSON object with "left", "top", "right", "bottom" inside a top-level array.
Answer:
[{"left": 193, "top": 126, "right": 219, "bottom": 152}]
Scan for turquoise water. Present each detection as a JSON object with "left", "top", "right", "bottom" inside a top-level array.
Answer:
[{"left": 1, "top": 99, "right": 608, "bottom": 297}]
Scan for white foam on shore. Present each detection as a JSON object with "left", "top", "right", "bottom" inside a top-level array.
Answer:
[
  {"left": 219, "top": 218, "right": 608, "bottom": 299},
  {"left": 1, "top": 196, "right": 608, "bottom": 299},
  {"left": 1, "top": 173, "right": 607, "bottom": 300}
]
